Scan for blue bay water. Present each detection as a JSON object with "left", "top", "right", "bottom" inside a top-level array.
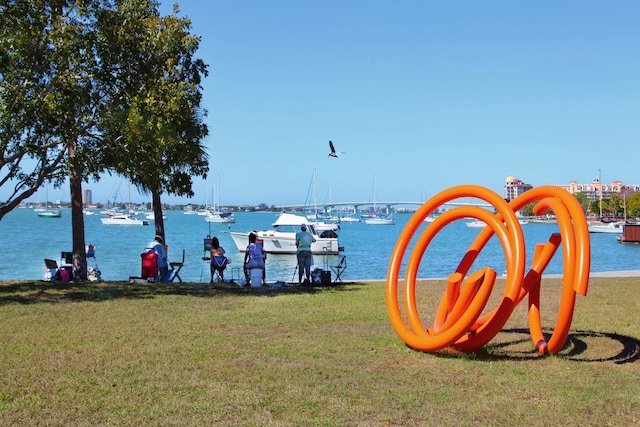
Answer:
[{"left": 1, "top": 208, "right": 639, "bottom": 282}]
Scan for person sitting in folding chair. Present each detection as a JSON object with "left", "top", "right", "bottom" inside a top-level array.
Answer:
[
  {"left": 210, "top": 236, "right": 230, "bottom": 283},
  {"left": 143, "top": 235, "right": 170, "bottom": 282}
]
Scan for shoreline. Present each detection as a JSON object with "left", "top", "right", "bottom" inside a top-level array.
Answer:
[
  {"left": 358, "top": 270, "right": 640, "bottom": 283},
  {"left": 3, "top": 270, "right": 639, "bottom": 285}
]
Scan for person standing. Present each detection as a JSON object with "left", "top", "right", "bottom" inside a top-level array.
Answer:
[
  {"left": 295, "top": 224, "right": 316, "bottom": 285},
  {"left": 144, "top": 235, "right": 169, "bottom": 282}
]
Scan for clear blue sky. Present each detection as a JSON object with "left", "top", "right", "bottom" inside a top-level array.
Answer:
[{"left": 24, "top": 1, "right": 640, "bottom": 206}]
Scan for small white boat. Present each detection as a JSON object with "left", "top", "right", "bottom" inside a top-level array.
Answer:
[
  {"left": 205, "top": 211, "right": 236, "bottom": 223},
  {"left": 101, "top": 214, "right": 149, "bottom": 226},
  {"left": 145, "top": 212, "right": 167, "bottom": 220},
  {"left": 100, "top": 208, "right": 118, "bottom": 216},
  {"left": 306, "top": 214, "right": 340, "bottom": 232},
  {"left": 312, "top": 220, "right": 341, "bottom": 232},
  {"left": 83, "top": 209, "right": 94, "bottom": 215},
  {"left": 363, "top": 215, "right": 395, "bottom": 225},
  {"left": 183, "top": 205, "right": 198, "bottom": 215},
  {"left": 229, "top": 212, "right": 341, "bottom": 254},
  {"left": 588, "top": 221, "right": 624, "bottom": 234},
  {"left": 466, "top": 218, "right": 529, "bottom": 228},
  {"left": 339, "top": 215, "right": 360, "bottom": 223}
]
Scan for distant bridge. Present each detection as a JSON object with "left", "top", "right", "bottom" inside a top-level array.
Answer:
[{"left": 276, "top": 200, "right": 492, "bottom": 214}]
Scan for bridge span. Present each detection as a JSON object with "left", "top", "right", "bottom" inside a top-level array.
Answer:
[{"left": 276, "top": 200, "right": 492, "bottom": 213}]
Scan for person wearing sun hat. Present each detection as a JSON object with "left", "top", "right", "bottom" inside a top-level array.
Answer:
[{"left": 295, "top": 224, "right": 316, "bottom": 285}]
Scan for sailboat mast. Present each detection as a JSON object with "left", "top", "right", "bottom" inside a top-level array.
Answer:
[
  {"left": 373, "top": 175, "right": 377, "bottom": 213},
  {"left": 215, "top": 174, "right": 219, "bottom": 212},
  {"left": 313, "top": 168, "right": 318, "bottom": 217},
  {"left": 598, "top": 169, "right": 602, "bottom": 218}
]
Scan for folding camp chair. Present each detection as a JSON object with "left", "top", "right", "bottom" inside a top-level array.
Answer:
[
  {"left": 44, "top": 259, "right": 59, "bottom": 281},
  {"left": 44, "top": 258, "right": 71, "bottom": 282},
  {"left": 211, "top": 255, "right": 227, "bottom": 283},
  {"left": 330, "top": 255, "right": 347, "bottom": 283},
  {"left": 141, "top": 252, "right": 159, "bottom": 281},
  {"left": 61, "top": 251, "right": 73, "bottom": 270},
  {"left": 169, "top": 249, "right": 185, "bottom": 283}
]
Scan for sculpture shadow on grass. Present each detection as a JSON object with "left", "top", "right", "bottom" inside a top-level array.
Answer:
[{"left": 431, "top": 327, "right": 640, "bottom": 365}]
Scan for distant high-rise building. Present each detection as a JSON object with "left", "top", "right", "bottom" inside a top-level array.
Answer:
[
  {"left": 83, "top": 189, "right": 92, "bottom": 206},
  {"left": 504, "top": 175, "right": 533, "bottom": 201}
]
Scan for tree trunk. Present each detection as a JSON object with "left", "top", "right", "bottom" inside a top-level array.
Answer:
[
  {"left": 152, "top": 187, "right": 165, "bottom": 243},
  {"left": 69, "top": 156, "right": 87, "bottom": 282}
]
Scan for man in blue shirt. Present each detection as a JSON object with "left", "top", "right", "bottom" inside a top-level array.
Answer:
[{"left": 295, "top": 224, "right": 316, "bottom": 285}]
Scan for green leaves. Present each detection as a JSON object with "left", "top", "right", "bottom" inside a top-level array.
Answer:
[
  {"left": 102, "top": 0, "right": 209, "bottom": 199},
  {"left": 1, "top": 0, "right": 208, "bottom": 220}
]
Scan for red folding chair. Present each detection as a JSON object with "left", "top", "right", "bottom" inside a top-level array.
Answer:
[{"left": 141, "top": 252, "right": 159, "bottom": 281}]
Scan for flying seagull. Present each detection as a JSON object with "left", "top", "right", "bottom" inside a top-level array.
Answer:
[{"left": 328, "top": 140, "right": 344, "bottom": 158}]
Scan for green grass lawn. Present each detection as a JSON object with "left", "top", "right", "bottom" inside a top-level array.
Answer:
[{"left": 1, "top": 277, "right": 639, "bottom": 426}]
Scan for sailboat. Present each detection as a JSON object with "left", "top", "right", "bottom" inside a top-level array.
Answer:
[
  {"left": 304, "top": 170, "right": 340, "bottom": 232},
  {"left": 339, "top": 214, "right": 361, "bottom": 223},
  {"left": 587, "top": 169, "right": 623, "bottom": 234},
  {"left": 101, "top": 213, "right": 149, "bottom": 225},
  {"left": 83, "top": 197, "right": 94, "bottom": 215},
  {"left": 362, "top": 176, "right": 394, "bottom": 225},
  {"left": 363, "top": 214, "right": 395, "bottom": 225},
  {"left": 183, "top": 204, "right": 198, "bottom": 215},
  {"left": 35, "top": 187, "right": 61, "bottom": 218},
  {"left": 204, "top": 175, "right": 236, "bottom": 223},
  {"left": 100, "top": 182, "right": 149, "bottom": 225}
]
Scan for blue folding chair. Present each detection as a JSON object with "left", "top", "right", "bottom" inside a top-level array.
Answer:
[{"left": 211, "top": 256, "right": 227, "bottom": 283}]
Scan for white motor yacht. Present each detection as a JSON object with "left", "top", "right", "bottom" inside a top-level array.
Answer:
[{"left": 229, "top": 213, "right": 341, "bottom": 254}]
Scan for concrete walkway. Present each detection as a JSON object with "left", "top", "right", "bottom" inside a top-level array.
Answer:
[{"left": 581, "top": 270, "right": 640, "bottom": 278}]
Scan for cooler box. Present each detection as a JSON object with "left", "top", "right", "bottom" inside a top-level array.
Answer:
[
  {"left": 249, "top": 268, "right": 262, "bottom": 287},
  {"left": 321, "top": 270, "right": 332, "bottom": 286}
]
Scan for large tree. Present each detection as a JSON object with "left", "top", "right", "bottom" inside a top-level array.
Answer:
[
  {"left": 98, "top": 1, "right": 209, "bottom": 243},
  {"left": 1, "top": 0, "right": 209, "bottom": 279},
  {"left": 626, "top": 192, "right": 640, "bottom": 219},
  {"left": 1, "top": 1, "right": 107, "bottom": 280},
  {"left": 0, "top": 0, "right": 89, "bottom": 219}
]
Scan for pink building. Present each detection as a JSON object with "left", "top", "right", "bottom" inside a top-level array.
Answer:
[{"left": 504, "top": 175, "right": 533, "bottom": 201}]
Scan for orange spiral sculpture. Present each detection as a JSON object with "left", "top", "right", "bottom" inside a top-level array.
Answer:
[{"left": 386, "top": 185, "right": 591, "bottom": 354}]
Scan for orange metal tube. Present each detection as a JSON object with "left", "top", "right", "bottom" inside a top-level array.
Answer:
[{"left": 385, "top": 184, "right": 591, "bottom": 355}]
